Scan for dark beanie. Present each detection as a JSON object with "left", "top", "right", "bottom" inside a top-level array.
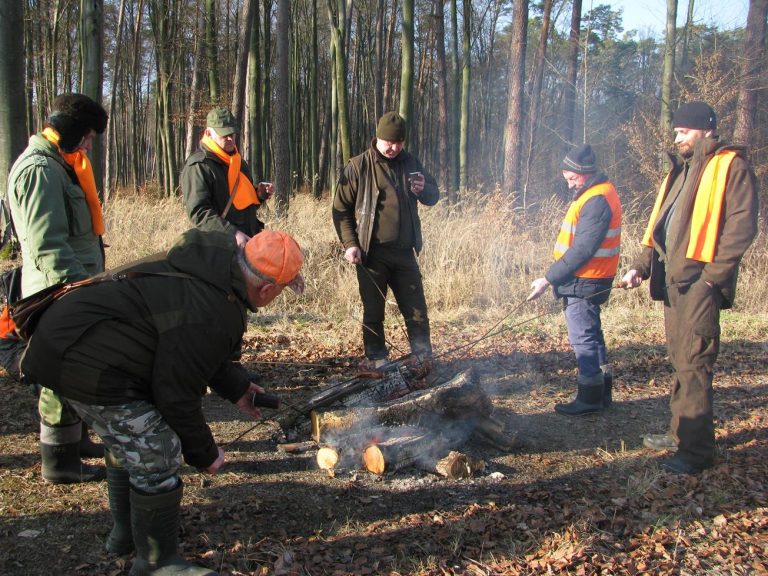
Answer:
[
  {"left": 561, "top": 144, "right": 597, "bottom": 174},
  {"left": 46, "top": 93, "right": 109, "bottom": 153},
  {"left": 672, "top": 101, "right": 716, "bottom": 130},
  {"left": 376, "top": 111, "right": 406, "bottom": 141}
]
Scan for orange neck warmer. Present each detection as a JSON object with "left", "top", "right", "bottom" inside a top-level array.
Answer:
[
  {"left": 41, "top": 127, "right": 104, "bottom": 236},
  {"left": 201, "top": 135, "right": 260, "bottom": 210}
]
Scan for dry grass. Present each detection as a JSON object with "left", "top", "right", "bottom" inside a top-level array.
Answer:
[{"left": 101, "top": 189, "right": 768, "bottom": 343}]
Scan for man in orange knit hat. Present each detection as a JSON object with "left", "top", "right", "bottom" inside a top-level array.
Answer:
[
  {"left": 182, "top": 107, "right": 272, "bottom": 249},
  {"left": 21, "top": 228, "right": 303, "bottom": 575},
  {"left": 4, "top": 93, "right": 108, "bottom": 483}
]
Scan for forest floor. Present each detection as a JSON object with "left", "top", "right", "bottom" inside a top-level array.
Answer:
[{"left": 1, "top": 308, "right": 766, "bottom": 575}]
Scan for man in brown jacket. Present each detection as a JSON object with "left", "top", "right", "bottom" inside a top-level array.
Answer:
[
  {"left": 622, "top": 101, "right": 758, "bottom": 474},
  {"left": 332, "top": 112, "right": 439, "bottom": 369}
]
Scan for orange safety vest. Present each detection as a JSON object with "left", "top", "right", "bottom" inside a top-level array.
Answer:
[
  {"left": 553, "top": 181, "right": 622, "bottom": 279},
  {"left": 641, "top": 150, "right": 736, "bottom": 263}
]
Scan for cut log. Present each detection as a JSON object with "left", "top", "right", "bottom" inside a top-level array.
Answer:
[
  {"left": 314, "top": 425, "right": 420, "bottom": 470},
  {"left": 277, "top": 440, "right": 317, "bottom": 454},
  {"left": 470, "top": 415, "right": 518, "bottom": 451},
  {"left": 362, "top": 431, "right": 458, "bottom": 475},
  {"left": 311, "top": 368, "right": 487, "bottom": 443},
  {"left": 432, "top": 451, "right": 485, "bottom": 479}
]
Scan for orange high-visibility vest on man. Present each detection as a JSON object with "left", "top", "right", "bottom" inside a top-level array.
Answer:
[{"left": 527, "top": 143, "right": 623, "bottom": 417}]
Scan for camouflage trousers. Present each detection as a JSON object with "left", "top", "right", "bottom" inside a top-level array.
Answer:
[{"left": 67, "top": 398, "right": 182, "bottom": 493}]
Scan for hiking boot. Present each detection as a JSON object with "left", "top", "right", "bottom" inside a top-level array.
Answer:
[{"left": 642, "top": 433, "right": 677, "bottom": 451}]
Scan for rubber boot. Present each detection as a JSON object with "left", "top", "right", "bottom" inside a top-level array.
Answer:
[
  {"left": 80, "top": 421, "right": 105, "bottom": 458},
  {"left": 129, "top": 481, "right": 218, "bottom": 576},
  {"left": 601, "top": 364, "right": 613, "bottom": 408},
  {"left": 555, "top": 373, "right": 605, "bottom": 416},
  {"left": 105, "top": 450, "right": 134, "bottom": 555},
  {"left": 40, "top": 422, "right": 105, "bottom": 484}
]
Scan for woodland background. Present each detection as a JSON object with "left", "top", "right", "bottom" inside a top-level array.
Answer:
[{"left": 0, "top": 0, "right": 766, "bottom": 218}]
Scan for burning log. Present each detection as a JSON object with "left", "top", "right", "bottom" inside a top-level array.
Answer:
[
  {"left": 310, "top": 368, "right": 487, "bottom": 443},
  {"left": 362, "top": 430, "right": 455, "bottom": 475},
  {"left": 314, "top": 425, "right": 421, "bottom": 471}
]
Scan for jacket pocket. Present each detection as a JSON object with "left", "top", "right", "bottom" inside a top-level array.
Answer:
[{"left": 63, "top": 182, "right": 93, "bottom": 237}]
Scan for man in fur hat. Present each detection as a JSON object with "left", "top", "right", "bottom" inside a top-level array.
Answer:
[
  {"left": 528, "top": 144, "right": 622, "bottom": 416},
  {"left": 4, "top": 93, "right": 109, "bottom": 483}
]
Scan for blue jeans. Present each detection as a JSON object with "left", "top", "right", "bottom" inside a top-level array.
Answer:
[{"left": 563, "top": 296, "right": 607, "bottom": 378}]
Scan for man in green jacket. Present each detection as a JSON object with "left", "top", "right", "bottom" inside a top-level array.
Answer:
[
  {"left": 332, "top": 111, "right": 439, "bottom": 369},
  {"left": 182, "top": 107, "right": 272, "bottom": 248},
  {"left": 21, "top": 228, "right": 304, "bottom": 575},
  {"left": 5, "top": 93, "right": 108, "bottom": 483},
  {"left": 622, "top": 101, "right": 758, "bottom": 474}
]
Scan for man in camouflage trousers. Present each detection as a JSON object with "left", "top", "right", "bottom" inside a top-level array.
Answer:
[{"left": 21, "top": 228, "right": 304, "bottom": 575}]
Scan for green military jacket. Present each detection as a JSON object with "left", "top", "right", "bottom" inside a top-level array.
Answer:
[{"left": 6, "top": 134, "right": 104, "bottom": 297}]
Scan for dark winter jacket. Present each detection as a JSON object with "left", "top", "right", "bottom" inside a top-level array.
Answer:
[
  {"left": 332, "top": 140, "right": 439, "bottom": 257},
  {"left": 21, "top": 229, "right": 252, "bottom": 469},
  {"left": 182, "top": 143, "right": 265, "bottom": 238},
  {"left": 632, "top": 138, "right": 758, "bottom": 308},
  {"left": 547, "top": 172, "right": 617, "bottom": 304}
]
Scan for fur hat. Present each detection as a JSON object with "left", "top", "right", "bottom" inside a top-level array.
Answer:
[
  {"left": 46, "top": 93, "right": 108, "bottom": 153},
  {"left": 376, "top": 112, "right": 406, "bottom": 142},
  {"left": 672, "top": 101, "right": 717, "bottom": 130},
  {"left": 561, "top": 144, "right": 597, "bottom": 174}
]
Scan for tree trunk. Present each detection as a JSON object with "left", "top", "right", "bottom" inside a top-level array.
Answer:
[
  {"left": 562, "top": 0, "right": 582, "bottom": 149},
  {"left": 399, "top": 0, "right": 414, "bottom": 129},
  {"left": 231, "top": 0, "right": 255, "bottom": 123},
  {"left": 502, "top": 0, "right": 528, "bottom": 199},
  {"left": 660, "top": 0, "right": 678, "bottom": 133},
  {"left": 432, "top": 0, "right": 450, "bottom": 194},
  {"left": 205, "top": 0, "right": 220, "bottom": 103},
  {"left": 80, "top": 0, "right": 104, "bottom": 192},
  {"left": 105, "top": 0, "right": 126, "bottom": 203},
  {"left": 733, "top": 0, "right": 768, "bottom": 145},
  {"left": 459, "top": 0, "right": 471, "bottom": 194},
  {"left": 0, "top": 0, "right": 27, "bottom": 201},
  {"left": 274, "top": 0, "right": 290, "bottom": 216}
]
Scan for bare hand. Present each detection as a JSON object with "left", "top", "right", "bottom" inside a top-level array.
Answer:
[
  {"left": 620, "top": 270, "right": 642, "bottom": 289},
  {"left": 204, "top": 447, "right": 225, "bottom": 474},
  {"left": 235, "top": 230, "right": 250, "bottom": 249},
  {"left": 409, "top": 173, "right": 425, "bottom": 195},
  {"left": 527, "top": 277, "right": 550, "bottom": 301},
  {"left": 344, "top": 247, "right": 362, "bottom": 264},
  {"left": 235, "top": 382, "right": 266, "bottom": 420},
  {"left": 257, "top": 182, "right": 274, "bottom": 201}
]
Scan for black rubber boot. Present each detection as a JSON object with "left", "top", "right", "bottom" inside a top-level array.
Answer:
[
  {"left": 129, "top": 481, "right": 218, "bottom": 576},
  {"left": 601, "top": 364, "right": 613, "bottom": 408},
  {"left": 555, "top": 374, "right": 605, "bottom": 416},
  {"left": 105, "top": 451, "right": 134, "bottom": 555},
  {"left": 80, "top": 421, "right": 105, "bottom": 458},
  {"left": 40, "top": 423, "right": 105, "bottom": 484}
]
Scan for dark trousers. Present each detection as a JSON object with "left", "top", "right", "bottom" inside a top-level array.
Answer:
[
  {"left": 563, "top": 296, "right": 607, "bottom": 378},
  {"left": 356, "top": 245, "right": 432, "bottom": 360},
  {"left": 664, "top": 280, "right": 721, "bottom": 468}
]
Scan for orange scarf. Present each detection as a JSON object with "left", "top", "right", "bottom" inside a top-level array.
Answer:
[
  {"left": 41, "top": 127, "right": 105, "bottom": 236},
  {"left": 201, "top": 135, "right": 260, "bottom": 210}
]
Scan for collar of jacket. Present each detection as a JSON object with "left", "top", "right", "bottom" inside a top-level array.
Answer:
[{"left": 571, "top": 171, "right": 609, "bottom": 201}]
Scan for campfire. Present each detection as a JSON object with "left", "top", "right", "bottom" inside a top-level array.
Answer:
[{"left": 278, "top": 358, "right": 517, "bottom": 479}]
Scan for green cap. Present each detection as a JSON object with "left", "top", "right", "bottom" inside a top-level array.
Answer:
[
  {"left": 376, "top": 111, "right": 406, "bottom": 142},
  {"left": 206, "top": 107, "right": 238, "bottom": 136}
]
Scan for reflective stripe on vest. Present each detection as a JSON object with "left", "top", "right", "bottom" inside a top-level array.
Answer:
[
  {"left": 641, "top": 150, "right": 737, "bottom": 263},
  {"left": 552, "top": 181, "right": 622, "bottom": 279}
]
